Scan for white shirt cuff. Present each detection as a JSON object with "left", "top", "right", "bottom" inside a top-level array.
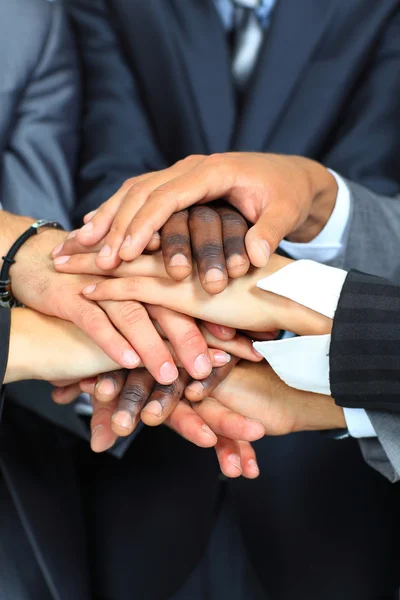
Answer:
[
  {"left": 255, "top": 260, "right": 377, "bottom": 439},
  {"left": 343, "top": 408, "right": 377, "bottom": 438},
  {"left": 279, "top": 170, "right": 350, "bottom": 262}
]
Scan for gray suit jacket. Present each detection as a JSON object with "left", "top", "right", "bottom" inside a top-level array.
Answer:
[{"left": 329, "top": 179, "right": 400, "bottom": 481}]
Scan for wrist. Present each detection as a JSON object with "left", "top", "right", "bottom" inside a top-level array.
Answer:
[
  {"left": 293, "top": 391, "right": 346, "bottom": 432},
  {"left": 287, "top": 161, "right": 338, "bottom": 243},
  {"left": 5, "top": 308, "right": 38, "bottom": 383},
  {"left": 10, "top": 228, "right": 67, "bottom": 304}
]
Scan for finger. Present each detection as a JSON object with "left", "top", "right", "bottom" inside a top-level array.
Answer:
[
  {"left": 191, "top": 396, "right": 265, "bottom": 442},
  {"left": 94, "top": 369, "right": 128, "bottom": 403},
  {"left": 217, "top": 206, "right": 250, "bottom": 279},
  {"left": 117, "top": 156, "right": 237, "bottom": 262},
  {"left": 90, "top": 396, "right": 119, "bottom": 452},
  {"left": 237, "top": 440, "right": 260, "bottom": 479},
  {"left": 87, "top": 158, "right": 205, "bottom": 265},
  {"left": 164, "top": 399, "right": 218, "bottom": 448},
  {"left": 111, "top": 369, "right": 155, "bottom": 436},
  {"left": 75, "top": 179, "right": 138, "bottom": 247},
  {"left": 188, "top": 206, "right": 227, "bottom": 294},
  {"left": 83, "top": 210, "right": 97, "bottom": 224},
  {"left": 79, "top": 377, "right": 97, "bottom": 395},
  {"left": 141, "top": 369, "right": 191, "bottom": 426},
  {"left": 54, "top": 251, "right": 168, "bottom": 278},
  {"left": 245, "top": 207, "right": 296, "bottom": 267},
  {"left": 145, "top": 232, "right": 161, "bottom": 252},
  {"left": 185, "top": 359, "right": 239, "bottom": 401},
  {"left": 100, "top": 300, "right": 179, "bottom": 385},
  {"left": 213, "top": 436, "right": 243, "bottom": 478},
  {"left": 146, "top": 306, "right": 213, "bottom": 380},
  {"left": 200, "top": 325, "right": 262, "bottom": 363},
  {"left": 52, "top": 383, "right": 82, "bottom": 405},
  {"left": 202, "top": 321, "right": 236, "bottom": 341},
  {"left": 52, "top": 236, "right": 103, "bottom": 259},
  {"left": 118, "top": 155, "right": 208, "bottom": 261},
  {"left": 161, "top": 210, "right": 192, "bottom": 280},
  {"left": 67, "top": 296, "right": 141, "bottom": 369}
]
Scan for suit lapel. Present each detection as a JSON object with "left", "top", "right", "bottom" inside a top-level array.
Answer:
[
  {"left": 170, "top": 0, "right": 236, "bottom": 153},
  {"left": 233, "top": 0, "right": 336, "bottom": 151},
  {"left": 113, "top": 0, "right": 236, "bottom": 156}
]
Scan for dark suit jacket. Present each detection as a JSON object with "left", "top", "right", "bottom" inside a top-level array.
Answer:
[
  {"left": 59, "top": 0, "right": 400, "bottom": 449},
  {"left": 331, "top": 270, "right": 400, "bottom": 412},
  {"left": 66, "top": 0, "right": 400, "bottom": 224},
  {"left": 0, "top": 2, "right": 87, "bottom": 599}
]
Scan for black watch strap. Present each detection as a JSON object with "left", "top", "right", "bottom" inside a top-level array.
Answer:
[{"left": 0, "top": 219, "right": 64, "bottom": 308}]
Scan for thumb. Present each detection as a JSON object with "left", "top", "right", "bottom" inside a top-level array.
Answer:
[{"left": 245, "top": 208, "right": 292, "bottom": 267}]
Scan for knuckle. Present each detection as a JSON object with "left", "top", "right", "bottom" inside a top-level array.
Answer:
[
  {"left": 179, "top": 328, "right": 205, "bottom": 349},
  {"left": 205, "top": 153, "right": 223, "bottom": 166},
  {"left": 121, "top": 177, "right": 137, "bottom": 191},
  {"left": 154, "top": 378, "right": 183, "bottom": 399},
  {"left": 193, "top": 241, "right": 224, "bottom": 261},
  {"left": 182, "top": 154, "right": 205, "bottom": 164},
  {"left": 79, "top": 303, "right": 106, "bottom": 330},
  {"left": 220, "top": 210, "right": 247, "bottom": 229},
  {"left": 161, "top": 232, "right": 190, "bottom": 249},
  {"left": 189, "top": 205, "right": 218, "bottom": 224},
  {"left": 118, "top": 301, "right": 147, "bottom": 326},
  {"left": 120, "top": 384, "right": 149, "bottom": 406}
]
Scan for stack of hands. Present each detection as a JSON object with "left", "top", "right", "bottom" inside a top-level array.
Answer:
[{"left": 7, "top": 153, "right": 345, "bottom": 478}]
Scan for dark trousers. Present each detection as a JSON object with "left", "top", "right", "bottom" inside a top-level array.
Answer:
[{"left": 1, "top": 405, "right": 399, "bottom": 599}]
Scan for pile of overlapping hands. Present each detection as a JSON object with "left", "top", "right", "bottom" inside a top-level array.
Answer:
[{"left": 14, "top": 155, "right": 338, "bottom": 478}]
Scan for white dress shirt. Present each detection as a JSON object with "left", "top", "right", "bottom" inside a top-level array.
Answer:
[{"left": 253, "top": 256, "right": 377, "bottom": 438}]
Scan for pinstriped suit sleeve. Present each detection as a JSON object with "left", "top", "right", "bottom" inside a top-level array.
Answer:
[
  {"left": 330, "top": 270, "right": 400, "bottom": 480},
  {"left": 330, "top": 270, "right": 400, "bottom": 412}
]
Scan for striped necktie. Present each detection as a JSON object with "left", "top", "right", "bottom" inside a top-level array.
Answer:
[{"left": 231, "top": 0, "right": 274, "bottom": 88}]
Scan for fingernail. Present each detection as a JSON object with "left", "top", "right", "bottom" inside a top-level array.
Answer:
[
  {"left": 202, "top": 424, "right": 217, "bottom": 438},
  {"left": 152, "top": 232, "right": 161, "bottom": 241},
  {"left": 96, "top": 377, "right": 115, "bottom": 396},
  {"left": 91, "top": 425, "right": 105, "bottom": 452},
  {"left": 52, "top": 243, "right": 64, "bottom": 257},
  {"left": 67, "top": 230, "right": 77, "bottom": 240},
  {"left": 253, "top": 347, "right": 264, "bottom": 359},
  {"left": 54, "top": 255, "right": 70, "bottom": 265},
  {"left": 204, "top": 268, "right": 226, "bottom": 284},
  {"left": 112, "top": 410, "right": 133, "bottom": 430},
  {"left": 213, "top": 351, "right": 231, "bottom": 366},
  {"left": 159, "top": 361, "right": 179, "bottom": 383},
  {"left": 80, "top": 221, "right": 94, "bottom": 234},
  {"left": 246, "top": 418, "right": 265, "bottom": 436},
  {"left": 193, "top": 353, "right": 212, "bottom": 376},
  {"left": 185, "top": 381, "right": 204, "bottom": 397},
  {"left": 169, "top": 253, "right": 190, "bottom": 267},
  {"left": 122, "top": 350, "right": 140, "bottom": 368},
  {"left": 143, "top": 400, "right": 163, "bottom": 417},
  {"left": 250, "top": 240, "right": 270, "bottom": 267},
  {"left": 121, "top": 235, "right": 132, "bottom": 250},
  {"left": 227, "top": 255, "right": 247, "bottom": 270},
  {"left": 220, "top": 326, "right": 234, "bottom": 336},
  {"left": 85, "top": 210, "right": 97, "bottom": 221},
  {"left": 82, "top": 284, "right": 96, "bottom": 294},
  {"left": 98, "top": 244, "right": 111, "bottom": 258},
  {"left": 248, "top": 459, "right": 260, "bottom": 475},
  {"left": 227, "top": 453, "right": 242, "bottom": 471}
]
